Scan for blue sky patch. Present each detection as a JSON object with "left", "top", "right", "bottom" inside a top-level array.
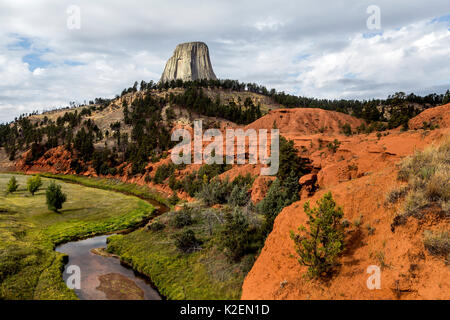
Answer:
[
  {"left": 7, "top": 34, "right": 83, "bottom": 71},
  {"left": 293, "top": 54, "right": 310, "bottom": 63},
  {"left": 344, "top": 73, "right": 356, "bottom": 79},
  {"left": 363, "top": 31, "right": 383, "bottom": 39},
  {"left": 431, "top": 14, "right": 450, "bottom": 24},
  {"left": 7, "top": 34, "right": 32, "bottom": 51},
  {"left": 64, "top": 60, "right": 85, "bottom": 67},
  {"left": 23, "top": 53, "right": 51, "bottom": 71}
]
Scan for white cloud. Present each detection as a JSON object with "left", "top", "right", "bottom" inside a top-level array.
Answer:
[
  {"left": 0, "top": 0, "right": 449, "bottom": 121},
  {"left": 292, "top": 19, "right": 450, "bottom": 98},
  {"left": 254, "top": 17, "right": 285, "bottom": 31}
]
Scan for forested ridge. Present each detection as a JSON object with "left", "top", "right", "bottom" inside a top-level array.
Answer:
[{"left": 1, "top": 78, "right": 448, "bottom": 177}]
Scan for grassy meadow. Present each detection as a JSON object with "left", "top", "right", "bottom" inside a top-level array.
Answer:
[
  {"left": 107, "top": 205, "right": 256, "bottom": 300},
  {"left": 0, "top": 173, "right": 155, "bottom": 300}
]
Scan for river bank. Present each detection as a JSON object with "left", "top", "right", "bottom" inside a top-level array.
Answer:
[
  {"left": 56, "top": 235, "right": 161, "bottom": 300},
  {"left": 0, "top": 173, "right": 160, "bottom": 299}
]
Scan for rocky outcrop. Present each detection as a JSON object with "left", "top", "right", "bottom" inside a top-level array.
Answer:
[{"left": 160, "top": 42, "right": 217, "bottom": 83}]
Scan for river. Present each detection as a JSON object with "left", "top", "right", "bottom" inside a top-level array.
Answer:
[
  {"left": 56, "top": 234, "right": 161, "bottom": 300},
  {"left": 55, "top": 193, "right": 168, "bottom": 300}
]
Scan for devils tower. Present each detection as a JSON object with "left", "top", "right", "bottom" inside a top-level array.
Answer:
[{"left": 160, "top": 42, "right": 217, "bottom": 83}]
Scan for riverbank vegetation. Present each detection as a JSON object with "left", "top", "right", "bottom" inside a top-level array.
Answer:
[
  {"left": 107, "top": 203, "right": 260, "bottom": 299},
  {"left": 106, "top": 137, "right": 306, "bottom": 299},
  {"left": 38, "top": 173, "right": 170, "bottom": 207},
  {"left": 0, "top": 173, "right": 155, "bottom": 299}
]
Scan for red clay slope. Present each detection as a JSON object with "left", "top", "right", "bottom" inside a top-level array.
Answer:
[
  {"left": 246, "top": 108, "right": 365, "bottom": 135},
  {"left": 242, "top": 105, "right": 450, "bottom": 300},
  {"left": 408, "top": 103, "right": 450, "bottom": 130}
]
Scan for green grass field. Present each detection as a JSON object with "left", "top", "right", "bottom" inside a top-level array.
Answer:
[
  {"left": 107, "top": 207, "right": 255, "bottom": 300},
  {"left": 0, "top": 173, "right": 155, "bottom": 300},
  {"left": 37, "top": 173, "right": 170, "bottom": 208}
]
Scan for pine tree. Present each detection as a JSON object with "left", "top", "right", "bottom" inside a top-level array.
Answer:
[
  {"left": 46, "top": 181, "right": 67, "bottom": 212},
  {"left": 27, "top": 175, "right": 42, "bottom": 196},
  {"left": 6, "top": 176, "right": 19, "bottom": 193},
  {"left": 290, "top": 192, "right": 346, "bottom": 277},
  {"left": 278, "top": 136, "right": 305, "bottom": 181}
]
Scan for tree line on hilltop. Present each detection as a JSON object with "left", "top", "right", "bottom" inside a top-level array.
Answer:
[{"left": 1, "top": 78, "right": 448, "bottom": 178}]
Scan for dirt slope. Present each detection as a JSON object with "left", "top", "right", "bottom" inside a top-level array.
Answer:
[
  {"left": 246, "top": 108, "right": 365, "bottom": 136},
  {"left": 408, "top": 103, "right": 450, "bottom": 130},
  {"left": 242, "top": 163, "right": 449, "bottom": 300},
  {"left": 242, "top": 106, "right": 450, "bottom": 299}
]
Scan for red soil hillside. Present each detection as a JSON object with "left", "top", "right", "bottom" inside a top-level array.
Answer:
[
  {"left": 242, "top": 163, "right": 449, "bottom": 300},
  {"left": 408, "top": 103, "right": 450, "bottom": 130},
  {"left": 296, "top": 129, "right": 448, "bottom": 190},
  {"left": 16, "top": 106, "right": 448, "bottom": 205},
  {"left": 242, "top": 106, "right": 450, "bottom": 300},
  {"left": 246, "top": 108, "right": 365, "bottom": 136}
]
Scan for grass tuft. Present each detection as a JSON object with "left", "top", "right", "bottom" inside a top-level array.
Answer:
[
  {"left": 392, "top": 138, "right": 450, "bottom": 225},
  {"left": 423, "top": 230, "right": 450, "bottom": 257}
]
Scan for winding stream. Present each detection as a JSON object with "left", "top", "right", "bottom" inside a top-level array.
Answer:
[
  {"left": 55, "top": 191, "right": 168, "bottom": 300},
  {"left": 56, "top": 235, "right": 161, "bottom": 300}
]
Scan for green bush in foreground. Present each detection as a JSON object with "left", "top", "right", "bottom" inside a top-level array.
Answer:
[
  {"left": 171, "top": 208, "right": 194, "bottom": 228},
  {"left": 6, "top": 176, "right": 19, "bottom": 193},
  {"left": 290, "top": 192, "right": 346, "bottom": 278},
  {"left": 219, "top": 209, "right": 262, "bottom": 262},
  {"left": 173, "top": 229, "right": 201, "bottom": 253},
  {"left": 27, "top": 175, "right": 43, "bottom": 196},
  {"left": 147, "top": 220, "right": 166, "bottom": 231},
  {"left": 46, "top": 181, "right": 67, "bottom": 212}
]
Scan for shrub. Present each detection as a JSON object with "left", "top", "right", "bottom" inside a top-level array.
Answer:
[
  {"left": 27, "top": 175, "right": 43, "bottom": 196},
  {"left": 179, "top": 164, "right": 231, "bottom": 197},
  {"left": 423, "top": 230, "right": 450, "bottom": 258},
  {"left": 341, "top": 123, "right": 353, "bottom": 136},
  {"left": 147, "top": 221, "right": 165, "bottom": 232},
  {"left": 173, "top": 229, "right": 201, "bottom": 253},
  {"left": 218, "top": 210, "right": 262, "bottom": 262},
  {"left": 290, "top": 192, "right": 346, "bottom": 278},
  {"left": 197, "top": 178, "right": 232, "bottom": 206},
  {"left": 229, "top": 185, "right": 250, "bottom": 207},
  {"left": 70, "top": 159, "right": 83, "bottom": 174},
  {"left": 168, "top": 174, "right": 181, "bottom": 191},
  {"left": 425, "top": 169, "right": 449, "bottom": 202},
  {"left": 385, "top": 186, "right": 410, "bottom": 204},
  {"left": 392, "top": 139, "right": 450, "bottom": 227},
  {"left": 327, "top": 139, "right": 341, "bottom": 153},
  {"left": 278, "top": 136, "right": 305, "bottom": 181},
  {"left": 257, "top": 180, "right": 285, "bottom": 220},
  {"left": 197, "top": 174, "right": 254, "bottom": 207},
  {"left": 231, "top": 173, "right": 254, "bottom": 189},
  {"left": 258, "top": 172, "right": 301, "bottom": 237},
  {"left": 45, "top": 181, "right": 67, "bottom": 212},
  {"left": 168, "top": 193, "right": 180, "bottom": 205},
  {"left": 153, "top": 163, "right": 175, "bottom": 184},
  {"left": 6, "top": 176, "right": 19, "bottom": 193},
  {"left": 171, "top": 208, "right": 193, "bottom": 228}
]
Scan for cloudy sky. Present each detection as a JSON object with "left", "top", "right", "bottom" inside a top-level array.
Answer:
[{"left": 0, "top": 0, "right": 449, "bottom": 122}]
